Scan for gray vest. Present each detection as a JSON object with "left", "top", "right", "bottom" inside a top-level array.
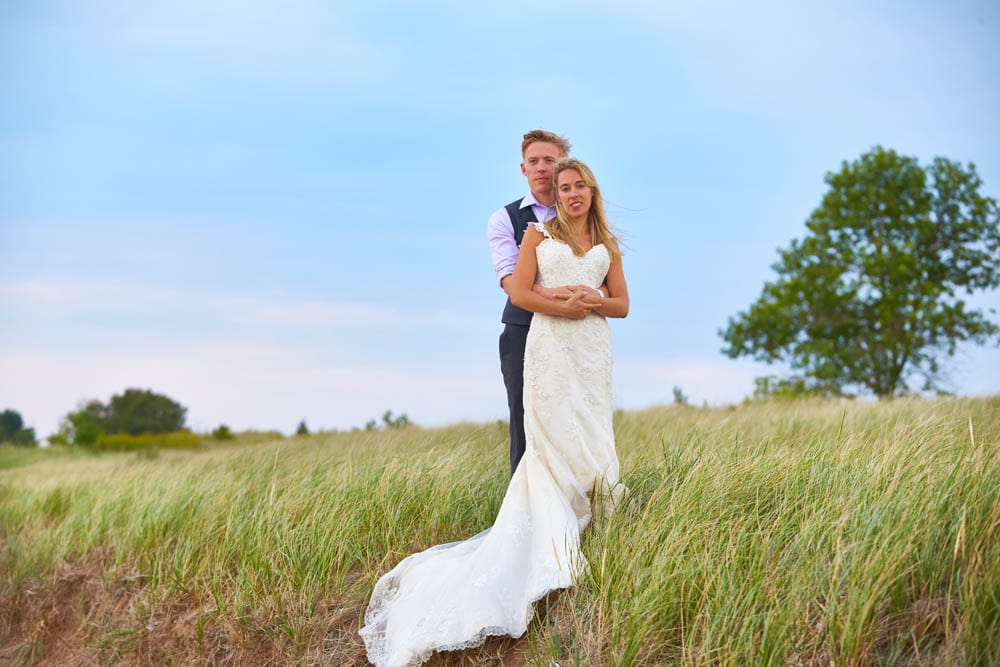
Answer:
[{"left": 500, "top": 198, "right": 537, "bottom": 326}]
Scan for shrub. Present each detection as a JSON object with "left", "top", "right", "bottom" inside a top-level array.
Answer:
[
  {"left": 382, "top": 410, "right": 411, "bottom": 429},
  {"left": 94, "top": 431, "right": 201, "bottom": 451},
  {"left": 11, "top": 428, "right": 37, "bottom": 447},
  {"left": 63, "top": 406, "right": 105, "bottom": 446}
]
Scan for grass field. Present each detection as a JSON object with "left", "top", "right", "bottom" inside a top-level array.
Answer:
[{"left": 1, "top": 397, "right": 998, "bottom": 665}]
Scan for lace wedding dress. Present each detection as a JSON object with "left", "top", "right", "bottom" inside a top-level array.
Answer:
[{"left": 360, "top": 223, "right": 625, "bottom": 666}]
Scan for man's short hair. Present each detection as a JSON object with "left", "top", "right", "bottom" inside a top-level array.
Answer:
[{"left": 522, "top": 130, "right": 571, "bottom": 157}]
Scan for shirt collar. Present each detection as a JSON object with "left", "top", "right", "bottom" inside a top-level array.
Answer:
[{"left": 521, "top": 191, "right": 554, "bottom": 210}]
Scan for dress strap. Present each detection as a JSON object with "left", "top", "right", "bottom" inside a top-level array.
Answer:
[{"left": 531, "top": 221, "right": 553, "bottom": 239}]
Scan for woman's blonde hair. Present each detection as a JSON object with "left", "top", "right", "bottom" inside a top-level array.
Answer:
[{"left": 548, "top": 158, "right": 620, "bottom": 261}]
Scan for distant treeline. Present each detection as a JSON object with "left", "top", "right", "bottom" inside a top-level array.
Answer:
[{"left": 2, "top": 388, "right": 413, "bottom": 450}]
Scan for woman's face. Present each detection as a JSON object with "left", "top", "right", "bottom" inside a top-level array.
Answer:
[{"left": 556, "top": 168, "right": 592, "bottom": 221}]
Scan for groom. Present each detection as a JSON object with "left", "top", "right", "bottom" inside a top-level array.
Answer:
[{"left": 487, "top": 130, "right": 597, "bottom": 477}]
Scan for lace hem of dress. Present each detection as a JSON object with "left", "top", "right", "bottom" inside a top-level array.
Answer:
[{"left": 360, "top": 581, "right": 574, "bottom": 667}]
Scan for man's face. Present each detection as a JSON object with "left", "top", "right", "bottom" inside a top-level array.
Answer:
[{"left": 520, "top": 141, "right": 562, "bottom": 197}]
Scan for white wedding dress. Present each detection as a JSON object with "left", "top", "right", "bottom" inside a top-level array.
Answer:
[{"left": 360, "top": 223, "right": 625, "bottom": 666}]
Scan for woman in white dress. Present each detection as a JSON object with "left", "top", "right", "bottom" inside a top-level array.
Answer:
[{"left": 359, "top": 158, "right": 629, "bottom": 667}]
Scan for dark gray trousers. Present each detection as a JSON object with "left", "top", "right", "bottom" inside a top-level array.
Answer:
[{"left": 499, "top": 323, "right": 529, "bottom": 478}]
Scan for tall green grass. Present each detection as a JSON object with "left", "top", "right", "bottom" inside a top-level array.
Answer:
[{"left": 2, "top": 398, "right": 997, "bottom": 665}]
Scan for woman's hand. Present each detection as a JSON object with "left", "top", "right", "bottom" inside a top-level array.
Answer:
[
  {"left": 536, "top": 285, "right": 577, "bottom": 301},
  {"left": 548, "top": 285, "right": 600, "bottom": 299},
  {"left": 564, "top": 285, "right": 604, "bottom": 308}
]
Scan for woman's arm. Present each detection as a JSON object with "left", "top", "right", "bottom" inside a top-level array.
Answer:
[
  {"left": 508, "top": 228, "right": 595, "bottom": 320},
  {"left": 591, "top": 254, "right": 629, "bottom": 318}
]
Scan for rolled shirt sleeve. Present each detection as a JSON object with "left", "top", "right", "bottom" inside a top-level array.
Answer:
[{"left": 487, "top": 207, "right": 519, "bottom": 286}]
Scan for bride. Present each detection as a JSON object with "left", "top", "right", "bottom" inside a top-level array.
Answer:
[{"left": 359, "top": 158, "right": 630, "bottom": 666}]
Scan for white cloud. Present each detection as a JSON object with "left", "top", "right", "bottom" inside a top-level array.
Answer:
[
  {"left": 231, "top": 299, "right": 397, "bottom": 327},
  {"left": 0, "top": 279, "right": 179, "bottom": 307},
  {"left": 0, "top": 278, "right": 491, "bottom": 331}
]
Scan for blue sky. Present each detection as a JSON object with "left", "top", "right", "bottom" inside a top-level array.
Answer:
[{"left": 2, "top": 1, "right": 999, "bottom": 438}]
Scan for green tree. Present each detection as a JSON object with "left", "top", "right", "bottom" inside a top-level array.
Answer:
[
  {"left": 0, "top": 409, "right": 24, "bottom": 441},
  {"left": 721, "top": 147, "right": 1000, "bottom": 399},
  {"left": 382, "top": 410, "right": 411, "bottom": 429},
  {"left": 103, "top": 388, "right": 187, "bottom": 435},
  {"left": 1, "top": 409, "right": 39, "bottom": 447},
  {"left": 56, "top": 400, "right": 106, "bottom": 446},
  {"left": 296, "top": 420, "right": 310, "bottom": 436},
  {"left": 672, "top": 386, "right": 689, "bottom": 406}
]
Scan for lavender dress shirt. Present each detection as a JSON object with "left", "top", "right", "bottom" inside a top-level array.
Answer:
[{"left": 487, "top": 192, "right": 557, "bottom": 286}]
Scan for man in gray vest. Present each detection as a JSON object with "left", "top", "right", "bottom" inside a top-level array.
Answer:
[{"left": 487, "top": 130, "right": 600, "bottom": 477}]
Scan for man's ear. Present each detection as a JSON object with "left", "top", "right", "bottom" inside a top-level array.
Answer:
[{"left": 520, "top": 162, "right": 527, "bottom": 176}]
